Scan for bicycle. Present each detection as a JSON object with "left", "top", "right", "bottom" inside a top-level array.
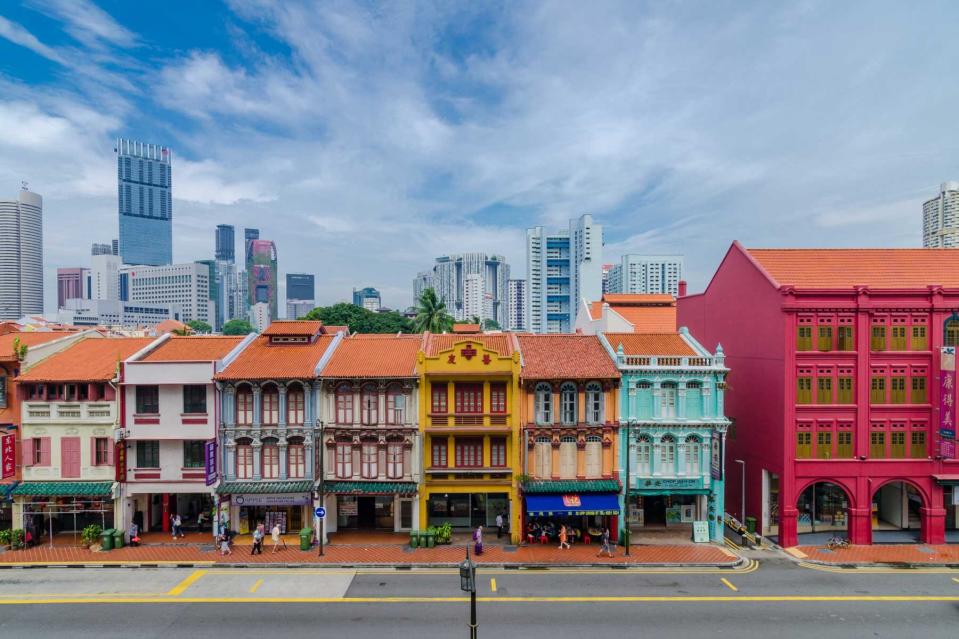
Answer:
[{"left": 825, "top": 535, "right": 849, "bottom": 550}]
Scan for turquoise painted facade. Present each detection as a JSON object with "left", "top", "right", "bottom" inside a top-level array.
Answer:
[{"left": 599, "top": 328, "right": 730, "bottom": 542}]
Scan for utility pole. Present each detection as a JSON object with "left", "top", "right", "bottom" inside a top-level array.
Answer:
[
  {"left": 318, "top": 420, "right": 325, "bottom": 557},
  {"left": 460, "top": 545, "right": 477, "bottom": 638},
  {"left": 735, "top": 459, "right": 746, "bottom": 529},
  {"left": 624, "top": 420, "right": 631, "bottom": 556}
]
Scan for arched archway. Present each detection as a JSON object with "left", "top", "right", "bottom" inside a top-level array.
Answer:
[
  {"left": 871, "top": 479, "right": 927, "bottom": 543},
  {"left": 796, "top": 481, "right": 853, "bottom": 539}
]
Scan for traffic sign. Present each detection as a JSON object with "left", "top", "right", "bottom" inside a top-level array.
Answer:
[{"left": 314, "top": 507, "right": 327, "bottom": 519}]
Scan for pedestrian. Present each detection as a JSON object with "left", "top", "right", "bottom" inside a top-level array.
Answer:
[
  {"left": 597, "top": 527, "right": 613, "bottom": 558},
  {"left": 495, "top": 512, "right": 504, "bottom": 539},
  {"left": 130, "top": 522, "right": 140, "bottom": 547},
  {"left": 271, "top": 522, "right": 286, "bottom": 553},
  {"left": 251, "top": 522, "right": 265, "bottom": 555},
  {"left": 473, "top": 525, "right": 484, "bottom": 556},
  {"left": 558, "top": 524, "right": 570, "bottom": 550},
  {"left": 173, "top": 513, "right": 183, "bottom": 539},
  {"left": 219, "top": 532, "right": 232, "bottom": 556}
]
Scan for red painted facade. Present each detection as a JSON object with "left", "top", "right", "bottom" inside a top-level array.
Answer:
[{"left": 678, "top": 242, "right": 959, "bottom": 547}]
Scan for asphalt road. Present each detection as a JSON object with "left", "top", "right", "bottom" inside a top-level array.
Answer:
[{"left": 0, "top": 557, "right": 957, "bottom": 638}]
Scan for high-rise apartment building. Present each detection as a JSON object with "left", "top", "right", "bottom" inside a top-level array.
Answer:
[
  {"left": 922, "top": 181, "right": 959, "bottom": 248},
  {"left": 247, "top": 239, "right": 278, "bottom": 320},
  {"left": 352, "top": 286, "right": 381, "bottom": 312},
  {"left": 526, "top": 214, "right": 603, "bottom": 333},
  {"left": 57, "top": 268, "right": 88, "bottom": 308},
  {"left": 606, "top": 255, "right": 684, "bottom": 296},
  {"left": 215, "top": 224, "right": 235, "bottom": 261},
  {"left": 0, "top": 188, "right": 43, "bottom": 320},
  {"left": 413, "top": 271, "right": 433, "bottom": 304},
  {"left": 212, "top": 224, "right": 245, "bottom": 330},
  {"left": 116, "top": 138, "right": 173, "bottom": 266},
  {"left": 118, "top": 262, "right": 215, "bottom": 325},
  {"left": 286, "top": 273, "right": 316, "bottom": 318},
  {"left": 417, "top": 253, "right": 509, "bottom": 325},
  {"left": 89, "top": 253, "right": 121, "bottom": 301},
  {"left": 507, "top": 279, "right": 527, "bottom": 331}
]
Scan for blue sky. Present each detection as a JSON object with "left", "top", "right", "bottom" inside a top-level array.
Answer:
[{"left": 1, "top": 1, "right": 958, "bottom": 313}]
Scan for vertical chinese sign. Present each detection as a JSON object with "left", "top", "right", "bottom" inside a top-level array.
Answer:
[
  {"left": 115, "top": 441, "right": 127, "bottom": 482},
  {"left": 1, "top": 433, "right": 14, "bottom": 480},
  {"left": 205, "top": 440, "right": 218, "bottom": 486},
  {"left": 940, "top": 347, "right": 956, "bottom": 459}
]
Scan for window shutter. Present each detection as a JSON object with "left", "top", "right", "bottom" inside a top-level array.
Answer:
[
  {"left": 107, "top": 439, "right": 114, "bottom": 466},
  {"left": 40, "top": 437, "right": 51, "bottom": 466},
  {"left": 90, "top": 438, "right": 97, "bottom": 467},
  {"left": 22, "top": 438, "right": 33, "bottom": 467}
]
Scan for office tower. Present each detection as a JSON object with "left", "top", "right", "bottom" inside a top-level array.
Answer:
[
  {"left": 196, "top": 260, "right": 218, "bottom": 327},
  {"left": 417, "top": 253, "right": 509, "bottom": 325},
  {"left": 246, "top": 239, "right": 278, "bottom": 320},
  {"left": 606, "top": 255, "right": 684, "bottom": 296},
  {"left": 413, "top": 271, "right": 434, "bottom": 304},
  {"left": 923, "top": 181, "right": 959, "bottom": 248},
  {"left": 352, "top": 286, "right": 381, "bottom": 312},
  {"left": 111, "top": 239, "right": 119, "bottom": 256},
  {"left": 116, "top": 138, "right": 173, "bottom": 265},
  {"left": 507, "top": 279, "right": 527, "bottom": 331},
  {"left": 89, "top": 253, "right": 121, "bottom": 301},
  {"left": 57, "top": 268, "right": 89, "bottom": 308},
  {"left": 526, "top": 214, "right": 603, "bottom": 333},
  {"left": 215, "top": 224, "right": 235, "bottom": 261},
  {"left": 118, "top": 262, "right": 215, "bottom": 325},
  {"left": 0, "top": 187, "right": 43, "bottom": 320},
  {"left": 58, "top": 298, "right": 177, "bottom": 327},
  {"left": 286, "top": 273, "right": 316, "bottom": 318},
  {"left": 244, "top": 227, "right": 259, "bottom": 246},
  {"left": 92, "top": 242, "right": 113, "bottom": 256}
]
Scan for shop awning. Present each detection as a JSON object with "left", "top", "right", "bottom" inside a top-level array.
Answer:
[
  {"left": 522, "top": 479, "right": 620, "bottom": 494},
  {"left": 933, "top": 474, "right": 959, "bottom": 485},
  {"left": 1, "top": 481, "right": 17, "bottom": 502},
  {"left": 216, "top": 480, "right": 313, "bottom": 495},
  {"left": 525, "top": 493, "right": 620, "bottom": 516},
  {"left": 323, "top": 481, "right": 417, "bottom": 496},
  {"left": 10, "top": 481, "right": 114, "bottom": 497}
]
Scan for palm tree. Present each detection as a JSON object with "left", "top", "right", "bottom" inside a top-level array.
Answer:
[{"left": 414, "top": 288, "right": 454, "bottom": 333}]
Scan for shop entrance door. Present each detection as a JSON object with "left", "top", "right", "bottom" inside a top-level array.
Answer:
[
  {"left": 645, "top": 496, "right": 667, "bottom": 526},
  {"left": 358, "top": 497, "right": 376, "bottom": 529}
]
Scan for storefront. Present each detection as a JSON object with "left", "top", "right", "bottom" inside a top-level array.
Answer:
[
  {"left": 934, "top": 476, "right": 959, "bottom": 541},
  {"left": 524, "top": 492, "right": 620, "bottom": 543},
  {"left": 11, "top": 481, "right": 117, "bottom": 544},
  {"left": 0, "top": 482, "right": 15, "bottom": 529},
  {"left": 323, "top": 482, "right": 417, "bottom": 533},
  {"left": 426, "top": 492, "right": 511, "bottom": 531},
  {"left": 217, "top": 481, "right": 314, "bottom": 535},
  {"left": 626, "top": 477, "right": 722, "bottom": 540},
  {"left": 122, "top": 486, "right": 216, "bottom": 533}
]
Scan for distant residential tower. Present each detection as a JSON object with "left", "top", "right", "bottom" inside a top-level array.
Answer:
[{"left": 116, "top": 138, "right": 173, "bottom": 266}]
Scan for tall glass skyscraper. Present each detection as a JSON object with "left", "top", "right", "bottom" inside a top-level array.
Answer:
[
  {"left": 215, "top": 224, "right": 235, "bottom": 261},
  {"left": 116, "top": 138, "right": 173, "bottom": 266},
  {"left": 0, "top": 188, "right": 43, "bottom": 319}
]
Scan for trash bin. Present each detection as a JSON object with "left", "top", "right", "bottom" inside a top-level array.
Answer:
[
  {"left": 100, "top": 528, "right": 115, "bottom": 551},
  {"left": 299, "top": 527, "right": 313, "bottom": 551},
  {"left": 745, "top": 517, "right": 756, "bottom": 534},
  {"left": 113, "top": 529, "right": 125, "bottom": 549},
  {"left": 410, "top": 530, "right": 419, "bottom": 548},
  {"left": 426, "top": 531, "right": 435, "bottom": 548}
]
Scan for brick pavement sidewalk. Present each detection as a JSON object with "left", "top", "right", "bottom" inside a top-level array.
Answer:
[
  {"left": 0, "top": 542, "right": 739, "bottom": 567},
  {"left": 794, "top": 544, "right": 959, "bottom": 565}
]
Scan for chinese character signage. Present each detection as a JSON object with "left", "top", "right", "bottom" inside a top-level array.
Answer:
[
  {"left": 561, "top": 495, "right": 582, "bottom": 507},
  {"left": 114, "top": 441, "right": 126, "bottom": 482},
  {"left": 205, "top": 440, "right": 218, "bottom": 486},
  {"left": 1, "top": 433, "right": 14, "bottom": 479},
  {"left": 941, "top": 347, "right": 956, "bottom": 459}
]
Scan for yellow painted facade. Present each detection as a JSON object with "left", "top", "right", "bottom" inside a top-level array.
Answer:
[{"left": 416, "top": 337, "right": 523, "bottom": 543}]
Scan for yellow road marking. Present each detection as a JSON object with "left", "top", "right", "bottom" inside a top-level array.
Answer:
[
  {"left": 166, "top": 569, "right": 207, "bottom": 596},
  {"left": 249, "top": 579, "right": 264, "bottom": 594},
  {"left": 797, "top": 561, "right": 959, "bottom": 575},
  {"left": 720, "top": 578, "right": 738, "bottom": 592},
  {"left": 490, "top": 578, "right": 497, "bottom": 593},
  {"left": 784, "top": 548, "right": 808, "bottom": 559}
]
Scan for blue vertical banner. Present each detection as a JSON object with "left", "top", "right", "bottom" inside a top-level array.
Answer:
[{"left": 205, "top": 440, "right": 218, "bottom": 486}]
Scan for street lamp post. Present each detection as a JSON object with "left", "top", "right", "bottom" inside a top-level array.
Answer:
[
  {"left": 318, "top": 421, "right": 325, "bottom": 557},
  {"left": 735, "top": 459, "right": 745, "bottom": 529},
  {"left": 459, "top": 546, "right": 477, "bottom": 638},
  {"left": 624, "top": 420, "right": 631, "bottom": 556}
]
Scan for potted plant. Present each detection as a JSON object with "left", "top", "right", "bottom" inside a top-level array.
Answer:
[
  {"left": 81, "top": 524, "right": 102, "bottom": 548},
  {"left": 435, "top": 522, "right": 453, "bottom": 544},
  {"left": 9, "top": 529, "right": 25, "bottom": 550},
  {"left": 0, "top": 529, "right": 11, "bottom": 550}
]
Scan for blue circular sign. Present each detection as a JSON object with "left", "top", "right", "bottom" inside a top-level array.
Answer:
[{"left": 314, "top": 507, "right": 327, "bottom": 518}]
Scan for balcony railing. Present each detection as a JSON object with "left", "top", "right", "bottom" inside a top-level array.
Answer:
[
  {"left": 428, "top": 413, "right": 510, "bottom": 427},
  {"left": 622, "top": 355, "right": 719, "bottom": 368},
  {"left": 23, "top": 402, "right": 116, "bottom": 422}
]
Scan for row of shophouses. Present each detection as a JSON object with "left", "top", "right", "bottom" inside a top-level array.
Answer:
[
  {"left": 3, "top": 243, "right": 959, "bottom": 548},
  {"left": 0, "top": 314, "right": 730, "bottom": 545}
]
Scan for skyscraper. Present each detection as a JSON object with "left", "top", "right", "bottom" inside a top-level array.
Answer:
[
  {"left": 116, "top": 138, "right": 173, "bottom": 266},
  {"left": 247, "top": 239, "right": 278, "bottom": 320},
  {"left": 352, "top": 287, "right": 381, "bottom": 311},
  {"left": 416, "top": 253, "right": 509, "bottom": 326},
  {"left": 413, "top": 271, "right": 434, "bottom": 304},
  {"left": 526, "top": 214, "right": 603, "bottom": 333},
  {"left": 91, "top": 241, "right": 117, "bottom": 256},
  {"left": 215, "top": 224, "right": 235, "bottom": 261},
  {"left": 922, "top": 181, "right": 959, "bottom": 248},
  {"left": 606, "top": 255, "right": 684, "bottom": 296},
  {"left": 0, "top": 187, "right": 43, "bottom": 319},
  {"left": 57, "top": 267, "right": 88, "bottom": 308},
  {"left": 507, "top": 279, "right": 527, "bottom": 331},
  {"left": 286, "top": 273, "right": 315, "bottom": 318}
]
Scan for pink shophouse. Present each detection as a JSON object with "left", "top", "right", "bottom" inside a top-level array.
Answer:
[{"left": 678, "top": 242, "right": 959, "bottom": 547}]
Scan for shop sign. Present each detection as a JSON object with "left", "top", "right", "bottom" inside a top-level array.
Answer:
[
  {"left": 114, "top": 441, "right": 127, "bottom": 483},
  {"left": 204, "top": 440, "right": 218, "bottom": 486},
  {"left": 1, "top": 433, "right": 14, "bottom": 480},
  {"left": 710, "top": 434, "right": 723, "bottom": 480},
  {"left": 234, "top": 494, "right": 311, "bottom": 506},
  {"left": 692, "top": 520, "right": 709, "bottom": 543},
  {"left": 339, "top": 496, "right": 358, "bottom": 516},
  {"left": 638, "top": 478, "right": 703, "bottom": 489},
  {"left": 561, "top": 495, "right": 581, "bottom": 507},
  {"left": 942, "top": 440, "right": 957, "bottom": 459},
  {"left": 940, "top": 347, "right": 956, "bottom": 459}
]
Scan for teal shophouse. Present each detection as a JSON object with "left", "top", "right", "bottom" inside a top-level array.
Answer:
[{"left": 599, "top": 328, "right": 729, "bottom": 542}]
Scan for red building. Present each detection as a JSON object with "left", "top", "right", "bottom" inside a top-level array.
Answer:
[{"left": 678, "top": 242, "right": 959, "bottom": 546}]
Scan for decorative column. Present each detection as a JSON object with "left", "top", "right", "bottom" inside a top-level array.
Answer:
[
  {"left": 304, "top": 438, "right": 315, "bottom": 480},
  {"left": 252, "top": 384, "right": 262, "bottom": 427},
  {"left": 848, "top": 507, "right": 873, "bottom": 544},
  {"left": 702, "top": 385, "right": 713, "bottom": 418},
  {"left": 779, "top": 504, "right": 799, "bottom": 548},
  {"left": 920, "top": 506, "right": 947, "bottom": 545},
  {"left": 225, "top": 441, "right": 236, "bottom": 481},
  {"left": 252, "top": 439, "right": 262, "bottom": 480},
  {"left": 278, "top": 385, "right": 288, "bottom": 428},
  {"left": 222, "top": 384, "right": 236, "bottom": 427},
  {"left": 303, "top": 382, "right": 314, "bottom": 425},
  {"left": 652, "top": 383, "right": 662, "bottom": 419},
  {"left": 278, "top": 442, "right": 289, "bottom": 480},
  {"left": 677, "top": 386, "right": 687, "bottom": 419}
]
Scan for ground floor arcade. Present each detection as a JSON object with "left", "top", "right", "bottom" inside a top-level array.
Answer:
[
  {"left": 419, "top": 480, "right": 520, "bottom": 544},
  {"left": 217, "top": 480, "right": 314, "bottom": 536},
  {"left": 320, "top": 481, "right": 418, "bottom": 534},
  {"left": 10, "top": 481, "right": 118, "bottom": 545},
  {"left": 118, "top": 482, "right": 215, "bottom": 535}
]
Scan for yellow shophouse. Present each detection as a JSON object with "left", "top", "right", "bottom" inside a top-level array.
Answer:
[{"left": 417, "top": 329, "right": 522, "bottom": 543}]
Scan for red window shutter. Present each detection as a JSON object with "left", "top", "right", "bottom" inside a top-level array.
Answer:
[
  {"left": 22, "top": 438, "right": 33, "bottom": 467},
  {"left": 40, "top": 437, "right": 51, "bottom": 466},
  {"left": 90, "top": 438, "right": 97, "bottom": 466},
  {"left": 106, "top": 439, "right": 114, "bottom": 465},
  {"left": 61, "top": 437, "right": 80, "bottom": 478}
]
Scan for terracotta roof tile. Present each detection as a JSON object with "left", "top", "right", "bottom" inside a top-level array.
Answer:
[
  {"left": 155, "top": 319, "right": 190, "bottom": 335},
  {"left": 141, "top": 336, "right": 245, "bottom": 362},
  {"left": 0, "top": 331, "right": 75, "bottom": 361},
  {"left": 601, "top": 293, "right": 674, "bottom": 304},
  {"left": 452, "top": 323, "right": 481, "bottom": 333},
  {"left": 215, "top": 334, "right": 336, "bottom": 381},
  {"left": 262, "top": 320, "right": 324, "bottom": 337},
  {"left": 516, "top": 335, "right": 619, "bottom": 379},
  {"left": 18, "top": 337, "right": 154, "bottom": 382},
  {"left": 321, "top": 335, "right": 420, "bottom": 378},
  {"left": 424, "top": 333, "right": 513, "bottom": 357},
  {"left": 746, "top": 247, "right": 959, "bottom": 289},
  {"left": 604, "top": 332, "right": 695, "bottom": 357},
  {"left": 588, "top": 297, "right": 677, "bottom": 332}
]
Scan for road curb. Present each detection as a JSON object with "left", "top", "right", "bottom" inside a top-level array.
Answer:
[{"left": 798, "top": 558, "right": 959, "bottom": 569}]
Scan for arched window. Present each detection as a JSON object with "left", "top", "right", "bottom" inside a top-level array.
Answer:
[
  {"left": 236, "top": 386, "right": 254, "bottom": 425},
  {"left": 235, "top": 438, "right": 253, "bottom": 479},
  {"left": 585, "top": 435, "right": 602, "bottom": 478},
  {"left": 287, "top": 384, "right": 305, "bottom": 425},
  {"left": 261, "top": 438, "right": 279, "bottom": 478},
  {"left": 387, "top": 384, "right": 406, "bottom": 424},
  {"left": 660, "top": 382, "right": 678, "bottom": 418},
  {"left": 534, "top": 435, "right": 552, "bottom": 478},
  {"left": 361, "top": 384, "right": 378, "bottom": 425},
  {"left": 684, "top": 435, "right": 701, "bottom": 476},
  {"left": 361, "top": 442, "right": 378, "bottom": 478},
  {"left": 660, "top": 435, "right": 676, "bottom": 473},
  {"left": 387, "top": 441, "right": 404, "bottom": 479},
  {"left": 335, "top": 441, "right": 352, "bottom": 478},
  {"left": 685, "top": 381, "right": 702, "bottom": 419},
  {"left": 947, "top": 317, "right": 959, "bottom": 347},
  {"left": 261, "top": 385, "right": 279, "bottom": 425},
  {"left": 636, "top": 434, "right": 652, "bottom": 476},
  {"left": 559, "top": 435, "right": 577, "bottom": 478},
  {"left": 287, "top": 437, "right": 305, "bottom": 479},
  {"left": 335, "top": 384, "right": 354, "bottom": 424},
  {"left": 535, "top": 383, "right": 553, "bottom": 425},
  {"left": 585, "top": 382, "right": 603, "bottom": 424},
  {"left": 560, "top": 383, "right": 577, "bottom": 425}
]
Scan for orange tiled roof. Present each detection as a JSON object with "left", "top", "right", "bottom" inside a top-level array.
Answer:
[
  {"left": 321, "top": 334, "right": 420, "bottom": 378},
  {"left": 424, "top": 333, "right": 514, "bottom": 357},
  {"left": 746, "top": 247, "right": 959, "bottom": 289},
  {"left": 452, "top": 323, "right": 481, "bottom": 333},
  {"left": 18, "top": 337, "right": 154, "bottom": 382},
  {"left": 215, "top": 334, "right": 336, "bottom": 381},
  {"left": 588, "top": 300, "right": 677, "bottom": 332},
  {"left": 155, "top": 319, "right": 190, "bottom": 335},
  {"left": 601, "top": 293, "right": 675, "bottom": 304},
  {"left": 141, "top": 336, "right": 244, "bottom": 362},
  {"left": 516, "top": 335, "right": 619, "bottom": 379},
  {"left": 0, "top": 331, "right": 75, "bottom": 361},
  {"left": 262, "top": 320, "right": 325, "bottom": 337},
  {"left": 604, "top": 332, "right": 695, "bottom": 357},
  {"left": 323, "top": 325, "right": 350, "bottom": 335}
]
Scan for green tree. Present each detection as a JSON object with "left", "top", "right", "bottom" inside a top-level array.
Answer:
[
  {"left": 481, "top": 318, "right": 500, "bottom": 331},
  {"left": 413, "top": 288, "right": 454, "bottom": 334},
  {"left": 222, "top": 319, "right": 255, "bottom": 335},
  {"left": 186, "top": 320, "right": 212, "bottom": 334},
  {"left": 303, "top": 303, "right": 413, "bottom": 334}
]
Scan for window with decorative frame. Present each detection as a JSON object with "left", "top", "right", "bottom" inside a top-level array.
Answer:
[
  {"left": 870, "top": 376, "right": 886, "bottom": 404},
  {"left": 660, "top": 382, "right": 678, "bottom": 417},
  {"left": 910, "top": 428, "right": 927, "bottom": 458},
  {"left": 535, "top": 383, "right": 553, "bottom": 424},
  {"left": 490, "top": 437, "right": 507, "bottom": 468},
  {"left": 837, "top": 373, "right": 854, "bottom": 404},
  {"left": 911, "top": 373, "right": 927, "bottom": 403},
  {"left": 261, "top": 440, "right": 280, "bottom": 478},
  {"left": 837, "top": 318, "right": 855, "bottom": 351},
  {"left": 559, "top": 435, "right": 577, "bottom": 478},
  {"left": 869, "top": 429, "right": 886, "bottom": 458},
  {"left": 361, "top": 442, "right": 378, "bottom": 478},
  {"left": 636, "top": 435, "right": 652, "bottom": 475},
  {"left": 431, "top": 384, "right": 448, "bottom": 414},
  {"left": 387, "top": 442, "right": 404, "bottom": 478},
  {"left": 261, "top": 386, "right": 279, "bottom": 424},
  {"left": 911, "top": 324, "right": 928, "bottom": 350},
  {"left": 817, "top": 325, "right": 833, "bottom": 351},
  {"left": 660, "top": 435, "right": 676, "bottom": 473},
  {"left": 837, "top": 425, "right": 853, "bottom": 458},
  {"left": 236, "top": 442, "right": 253, "bottom": 479},
  {"left": 816, "top": 377, "right": 833, "bottom": 404},
  {"left": 335, "top": 442, "right": 353, "bottom": 478},
  {"left": 387, "top": 385, "right": 406, "bottom": 424},
  {"left": 890, "top": 318, "right": 908, "bottom": 350},
  {"left": 890, "top": 423, "right": 907, "bottom": 458},
  {"left": 455, "top": 383, "right": 483, "bottom": 414},
  {"left": 816, "top": 429, "right": 832, "bottom": 459},
  {"left": 288, "top": 442, "right": 305, "bottom": 478},
  {"left": 560, "top": 382, "right": 577, "bottom": 425},
  {"left": 797, "top": 323, "right": 813, "bottom": 351},
  {"left": 871, "top": 323, "right": 887, "bottom": 351},
  {"left": 585, "top": 382, "right": 603, "bottom": 424},
  {"left": 236, "top": 386, "right": 253, "bottom": 424},
  {"left": 796, "top": 430, "right": 812, "bottom": 459},
  {"left": 585, "top": 435, "right": 602, "bottom": 478},
  {"left": 890, "top": 372, "right": 907, "bottom": 404},
  {"left": 287, "top": 385, "right": 305, "bottom": 425},
  {"left": 535, "top": 436, "right": 552, "bottom": 478},
  {"left": 454, "top": 438, "right": 483, "bottom": 468},
  {"left": 490, "top": 383, "right": 507, "bottom": 414},
  {"left": 335, "top": 384, "right": 354, "bottom": 424},
  {"left": 684, "top": 435, "right": 701, "bottom": 475},
  {"left": 361, "top": 384, "right": 378, "bottom": 425},
  {"left": 946, "top": 318, "right": 959, "bottom": 347},
  {"left": 430, "top": 439, "right": 447, "bottom": 468},
  {"left": 796, "top": 375, "right": 813, "bottom": 404}
]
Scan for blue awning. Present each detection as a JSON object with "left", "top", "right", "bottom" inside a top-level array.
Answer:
[{"left": 525, "top": 493, "right": 620, "bottom": 516}]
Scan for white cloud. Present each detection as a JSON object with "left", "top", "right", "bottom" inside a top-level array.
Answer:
[
  {"left": 30, "top": 0, "right": 138, "bottom": 49},
  {"left": 174, "top": 158, "right": 275, "bottom": 205},
  {"left": 0, "top": 15, "right": 65, "bottom": 63}
]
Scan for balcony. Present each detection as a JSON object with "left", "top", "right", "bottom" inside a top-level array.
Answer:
[
  {"left": 621, "top": 355, "right": 718, "bottom": 368},
  {"left": 427, "top": 413, "right": 511, "bottom": 429},
  {"left": 23, "top": 401, "right": 116, "bottom": 423}
]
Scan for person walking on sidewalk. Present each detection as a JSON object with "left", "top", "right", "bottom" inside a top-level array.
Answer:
[
  {"left": 251, "top": 522, "right": 265, "bottom": 555},
  {"left": 473, "top": 525, "right": 484, "bottom": 556},
  {"left": 219, "top": 532, "right": 232, "bottom": 556},
  {"left": 495, "top": 512, "right": 504, "bottom": 539},
  {"left": 558, "top": 524, "right": 570, "bottom": 550},
  {"left": 173, "top": 513, "right": 183, "bottom": 539},
  {"left": 597, "top": 527, "right": 614, "bottom": 558},
  {"left": 271, "top": 523, "right": 287, "bottom": 553}
]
